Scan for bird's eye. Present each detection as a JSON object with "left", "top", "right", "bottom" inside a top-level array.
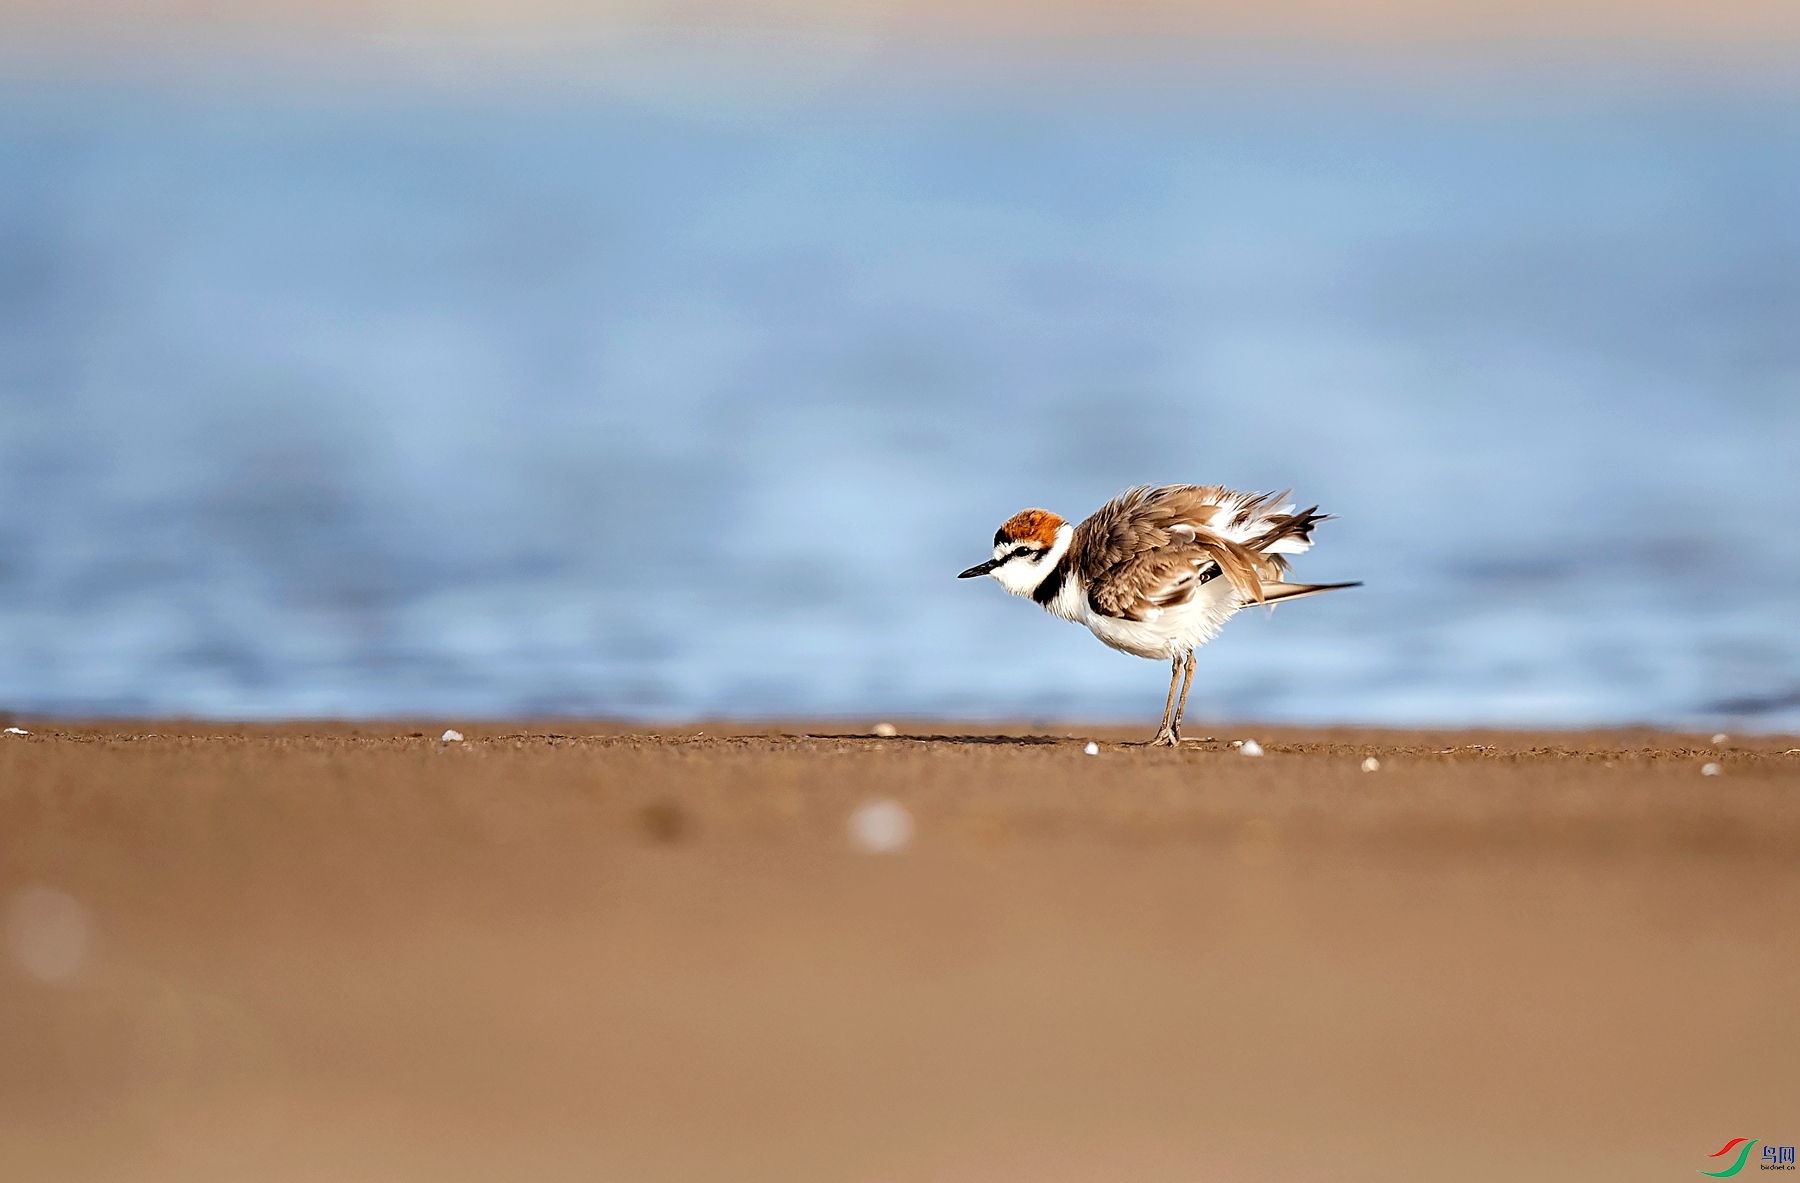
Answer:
[{"left": 1011, "top": 547, "right": 1035, "bottom": 562}]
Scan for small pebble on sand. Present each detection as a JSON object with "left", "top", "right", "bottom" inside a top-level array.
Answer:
[
  {"left": 3, "top": 727, "right": 26, "bottom": 735},
  {"left": 1702, "top": 763, "right": 1722, "bottom": 777},
  {"left": 441, "top": 729, "right": 464, "bottom": 743},
  {"left": 6, "top": 886, "right": 91, "bottom": 982},
  {"left": 849, "top": 799, "right": 914, "bottom": 854},
  {"left": 1240, "top": 740, "right": 1264, "bottom": 757},
  {"left": 1711, "top": 733, "right": 1730, "bottom": 745},
  {"left": 872, "top": 723, "right": 898, "bottom": 738},
  {"left": 1084, "top": 742, "right": 1099, "bottom": 755},
  {"left": 1362, "top": 757, "right": 1380, "bottom": 772}
]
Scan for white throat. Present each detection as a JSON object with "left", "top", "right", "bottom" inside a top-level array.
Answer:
[{"left": 991, "top": 523, "right": 1074, "bottom": 598}]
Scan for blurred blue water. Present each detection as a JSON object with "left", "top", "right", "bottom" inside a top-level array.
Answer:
[{"left": 1, "top": 86, "right": 1796, "bottom": 725}]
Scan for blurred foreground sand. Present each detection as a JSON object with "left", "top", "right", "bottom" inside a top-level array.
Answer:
[{"left": 3, "top": 722, "right": 1798, "bottom": 1181}]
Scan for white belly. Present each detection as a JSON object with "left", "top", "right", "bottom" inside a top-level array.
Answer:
[{"left": 1079, "top": 580, "right": 1243, "bottom": 660}]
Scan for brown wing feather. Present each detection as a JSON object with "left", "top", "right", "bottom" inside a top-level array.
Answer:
[{"left": 1072, "top": 485, "right": 1286, "bottom": 620}]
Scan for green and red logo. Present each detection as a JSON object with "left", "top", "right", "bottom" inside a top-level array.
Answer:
[
  {"left": 1702, "top": 1140, "right": 1758, "bottom": 1177},
  {"left": 1700, "top": 1138, "right": 1797, "bottom": 1176}
]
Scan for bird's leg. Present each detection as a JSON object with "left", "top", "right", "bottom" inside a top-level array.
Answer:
[
  {"left": 1170, "top": 650, "right": 1198, "bottom": 742},
  {"left": 1151, "top": 655, "right": 1183, "bottom": 746}
]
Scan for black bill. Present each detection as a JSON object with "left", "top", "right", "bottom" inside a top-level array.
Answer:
[{"left": 958, "top": 557, "right": 1002, "bottom": 579}]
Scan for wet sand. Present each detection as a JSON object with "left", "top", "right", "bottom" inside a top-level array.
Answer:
[{"left": 3, "top": 721, "right": 1798, "bottom": 1181}]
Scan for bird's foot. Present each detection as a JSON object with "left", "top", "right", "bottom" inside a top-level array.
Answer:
[{"left": 1150, "top": 727, "right": 1181, "bottom": 747}]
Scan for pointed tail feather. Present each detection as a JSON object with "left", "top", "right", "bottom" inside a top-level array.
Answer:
[
  {"left": 1253, "top": 580, "right": 1362, "bottom": 605},
  {"left": 1250, "top": 504, "right": 1330, "bottom": 556}
]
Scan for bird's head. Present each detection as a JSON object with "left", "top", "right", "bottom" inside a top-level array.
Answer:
[{"left": 958, "top": 508, "right": 1072, "bottom": 597}]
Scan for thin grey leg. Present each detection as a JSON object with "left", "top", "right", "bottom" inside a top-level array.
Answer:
[
  {"left": 1171, "top": 651, "right": 1198, "bottom": 742},
  {"left": 1152, "top": 656, "right": 1183, "bottom": 745}
]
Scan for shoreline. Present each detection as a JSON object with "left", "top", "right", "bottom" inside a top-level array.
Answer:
[{"left": 3, "top": 723, "right": 1797, "bottom": 1181}]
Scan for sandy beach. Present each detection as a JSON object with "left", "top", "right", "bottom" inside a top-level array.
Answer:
[{"left": 3, "top": 722, "right": 1798, "bottom": 1181}]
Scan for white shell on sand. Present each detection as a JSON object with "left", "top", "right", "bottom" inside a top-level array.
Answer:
[{"left": 849, "top": 799, "right": 914, "bottom": 854}]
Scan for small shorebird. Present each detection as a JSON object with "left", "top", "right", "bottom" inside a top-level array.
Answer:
[{"left": 958, "top": 484, "right": 1359, "bottom": 745}]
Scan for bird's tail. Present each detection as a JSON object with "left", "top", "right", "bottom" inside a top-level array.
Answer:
[{"left": 1252, "top": 580, "right": 1362, "bottom": 605}]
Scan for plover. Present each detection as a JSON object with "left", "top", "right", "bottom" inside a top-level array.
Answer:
[{"left": 959, "top": 484, "right": 1359, "bottom": 745}]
